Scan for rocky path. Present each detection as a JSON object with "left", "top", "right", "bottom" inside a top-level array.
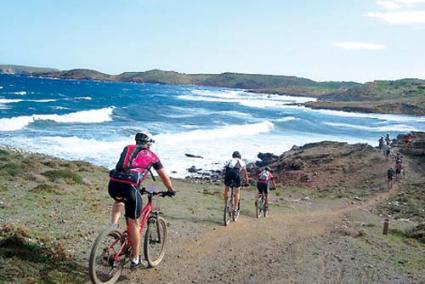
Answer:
[{"left": 126, "top": 186, "right": 406, "bottom": 284}]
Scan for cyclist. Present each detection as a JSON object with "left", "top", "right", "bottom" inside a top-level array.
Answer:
[
  {"left": 378, "top": 137, "right": 384, "bottom": 150},
  {"left": 385, "top": 145, "right": 391, "bottom": 159},
  {"left": 108, "top": 131, "right": 175, "bottom": 269},
  {"left": 385, "top": 133, "right": 391, "bottom": 146},
  {"left": 256, "top": 166, "right": 277, "bottom": 209},
  {"left": 223, "top": 151, "right": 249, "bottom": 216},
  {"left": 387, "top": 167, "right": 394, "bottom": 189}
]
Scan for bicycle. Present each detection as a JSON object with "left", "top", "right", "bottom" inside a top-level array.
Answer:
[
  {"left": 89, "top": 188, "right": 172, "bottom": 284},
  {"left": 255, "top": 187, "right": 275, "bottom": 218},
  {"left": 223, "top": 182, "right": 242, "bottom": 226},
  {"left": 255, "top": 192, "right": 267, "bottom": 218}
]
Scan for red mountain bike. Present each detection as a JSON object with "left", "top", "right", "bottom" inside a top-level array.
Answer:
[{"left": 89, "top": 188, "right": 173, "bottom": 284}]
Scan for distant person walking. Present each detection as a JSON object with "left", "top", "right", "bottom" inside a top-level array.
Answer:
[
  {"left": 387, "top": 167, "right": 395, "bottom": 190},
  {"left": 385, "top": 145, "right": 392, "bottom": 159},
  {"left": 379, "top": 136, "right": 385, "bottom": 150},
  {"left": 385, "top": 133, "right": 391, "bottom": 146}
]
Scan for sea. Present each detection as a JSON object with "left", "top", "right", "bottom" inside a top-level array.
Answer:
[{"left": 1, "top": 74, "right": 425, "bottom": 177}]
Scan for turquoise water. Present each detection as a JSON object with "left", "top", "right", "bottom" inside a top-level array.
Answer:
[{"left": 1, "top": 74, "right": 424, "bottom": 177}]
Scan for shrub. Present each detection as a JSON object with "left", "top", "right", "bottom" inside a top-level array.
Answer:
[
  {"left": 0, "top": 162, "right": 23, "bottom": 177},
  {"left": 31, "top": 184, "right": 60, "bottom": 194},
  {"left": 42, "top": 170, "right": 83, "bottom": 184}
]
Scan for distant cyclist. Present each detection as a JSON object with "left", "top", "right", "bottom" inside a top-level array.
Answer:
[
  {"left": 385, "top": 133, "right": 391, "bottom": 146},
  {"left": 378, "top": 137, "right": 384, "bottom": 150},
  {"left": 256, "top": 166, "right": 277, "bottom": 209},
  {"left": 223, "top": 151, "right": 249, "bottom": 215},
  {"left": 108, "top": 131, "right": 175, "bottom": 269},
  {"left": 387, "top": 167, "right": 395, "bottom": 189},
  {"left": 385, "top": 145, "right": 391, "bottom": 159}
]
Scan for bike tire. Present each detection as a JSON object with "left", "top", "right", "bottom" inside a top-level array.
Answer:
[
  {"left": 224, "top": 200, "right": 231, "bottom": 226},
  {"left": 255, "top": 198, "right": 261, "bottom": 219},
  {"left": 144, "top": 216, "right": 167, "bottom": 267},
  {"left": 263, "top": 201, "right": 268, "bottom": 218},
  {"left": 89, "top": 227, "right": 126, "bottom": 284}
]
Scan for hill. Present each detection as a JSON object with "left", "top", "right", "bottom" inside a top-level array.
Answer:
[
  {"left": 0, "top": 64, "right": 59, "bottom": 74},
  {"left": 1, "top": 64, "right": 425, "bottom": 115},
  {"left": 306, "top": 79, "right": 425, "bottom": 115}
]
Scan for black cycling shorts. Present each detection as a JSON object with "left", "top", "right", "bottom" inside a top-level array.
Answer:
[
  {"left": 224, "top": 168, "right": 241, "bottom": 188},
  {"left": 257, "top": 182, "right": 269, "bottom": 195},
  {"left": 108, "top": 180, "right": 142, "bottom": 219}
]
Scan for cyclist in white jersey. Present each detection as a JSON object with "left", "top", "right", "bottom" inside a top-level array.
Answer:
[{"left": 223, "top": 151, "right": 249, "bottom": 213}]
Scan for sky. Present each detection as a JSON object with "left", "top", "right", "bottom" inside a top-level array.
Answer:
[{"left": 1, "top": 0, "right": 425, "bottom": 82}]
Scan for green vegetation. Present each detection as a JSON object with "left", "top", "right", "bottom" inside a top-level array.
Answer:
[
  {"left": 308, "top": 79, "right": 425, "bottom": 115},
  {"left": 42, "top": 170, "right": 83, "bottom": 184},
  {"left": 0, "top": 162, "right": 23, "bottom": 177}
]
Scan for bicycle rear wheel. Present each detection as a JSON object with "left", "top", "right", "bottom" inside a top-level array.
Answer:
[
  {"left": 89, "top": 227, "right": 127, "bottom": 284},
  {"left": 263, "top": 198, "right": 268, "bottom": 218},
  {"left": 144, "top": 216, "right": 167, "bottom": 267}
]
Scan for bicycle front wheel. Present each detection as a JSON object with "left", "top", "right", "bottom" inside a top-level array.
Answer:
[
  {"left": 223, "top": 199, "right": 231, "bottom": 226},
  {"left": 89, "top": 227, "right": 127, "bottom": 284},
  {"left": 255, "top": 198, "right": 262, "bottom": 219},
  {"left": 144, "top": 216, "right": 167, "bottom": 267}
]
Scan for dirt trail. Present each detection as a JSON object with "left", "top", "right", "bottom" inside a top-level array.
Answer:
[{"left": 128, "top": 187, "right": 402, "bottom": 284}]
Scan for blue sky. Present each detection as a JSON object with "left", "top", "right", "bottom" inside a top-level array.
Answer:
[{"left": 1, "top": 0, "right": 425, "bottom": 82}]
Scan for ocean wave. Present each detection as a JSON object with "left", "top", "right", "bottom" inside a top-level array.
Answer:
[
  {"left": 315, "top": 109, "right": 425, "bottom": 123},
  {"left": 74, "top": 96, "right": 92, "bottom": 101},
  {"left": 275, "top": 116, "right": 297, "bottom": 122},
  {"left": 178, "top": 89, "right": 316, "bottom": 109},
  {"left": 325, "top": 122, "right": 419, "bottom": 132},
  {"left": 8, "top": 91, "right": 27, "bottom": 96},
  {"left": 155, "top": 121, "right": 274, "bottom": 143},
  {"left": 0, "top": 98, "right": 56, "bottom": 104},
  {"left": 0, "top": 99, "right": 23, "bottom": 104},
  {"left": 30, "top": 99, "right": 57, "bottom": 103},
  {"left": 0, "top": 107, "right": 115, "bottom": 131}
]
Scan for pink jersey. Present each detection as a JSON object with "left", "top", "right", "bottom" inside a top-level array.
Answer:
[
  {"left": 110, "top": 145, "right": 162, "bottom": 185},
  {"left": 257, "top": 170, "right": 273, "bottom": 184}
]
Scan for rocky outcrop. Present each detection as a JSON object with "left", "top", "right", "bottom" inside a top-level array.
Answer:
[{"left": 251, "top": 141, "right": 383, "bottom": 191}]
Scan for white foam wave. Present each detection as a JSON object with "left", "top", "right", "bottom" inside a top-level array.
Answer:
[
  {"left": 325, "top": 122, "right": 419, "bottom": 132},
  {"left": 178, "top": 89, "right": 316, "bottom": 109},
  {"left": 74, "top": 96, "right": 92, "bottom": 101},
  {"left": 30, "top": 99, "right": 57, "bottom": 103},
  {"left": 0, "top": 107, "right": 115, "bottom": 131},
  {"left": 275, "top": 116, "right": 297, "bottom": 122},
  {"left": 0, "top": 99, "right": 23, "bottom": 104},
  {"left": 0, "top": 86, "right": 3, "bottom": 89},
  {"left": 155, "top": 121, "right": 274, "bottom": 143},
  {"left": 9, "top": 91, "right": 27, "bottom": 96},
  {"left": 315, "top": 109, "right": 425, "bottom": 123}
]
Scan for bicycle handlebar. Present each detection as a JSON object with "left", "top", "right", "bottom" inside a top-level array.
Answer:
[{"left": 139, "top": 188, "right": 175, "bottom": 197}]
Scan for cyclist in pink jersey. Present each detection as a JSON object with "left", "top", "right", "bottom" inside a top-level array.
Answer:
[{"left": 108, "top": 131, "right": 175, "bottom": 268}]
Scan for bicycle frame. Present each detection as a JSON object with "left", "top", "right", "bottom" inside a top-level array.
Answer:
[{"left": 111, "top": 194, "right": 155, "bottom": 263}]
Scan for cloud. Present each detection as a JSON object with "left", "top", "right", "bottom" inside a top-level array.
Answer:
[
  {"left": 365, "top": 10, "right": 425, "bottom": 24},
  {"left": 333, "top": 41, "right": 387, "bottom": 50},
  {"left": 377, "top": 0, "right": 425, "bottom": 9}
]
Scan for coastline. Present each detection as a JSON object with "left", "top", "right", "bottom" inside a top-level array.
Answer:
[{"left": 1, "top": 67, "right": 424, "bottom": 117}]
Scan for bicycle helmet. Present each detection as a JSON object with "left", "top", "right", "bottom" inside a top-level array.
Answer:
[
  {"left": 232, "top": 151, "right": 241, "bottom": 159},
  {"left": 135, "top": 131, "right": 155, "bottom": 145},
  {"left": 265, "top": 166, "right": 271, "bottom": 172}
]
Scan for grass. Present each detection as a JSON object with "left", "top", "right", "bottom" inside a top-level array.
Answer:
[
  {"left": 42, "top": 170, "right": 83, "bottom": 184},
  {"left": 31, "top": 183, "right": 61, "bottom": 195},
  {"left": 0, "top": 162, "right": 24, "bottom": 177}
]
